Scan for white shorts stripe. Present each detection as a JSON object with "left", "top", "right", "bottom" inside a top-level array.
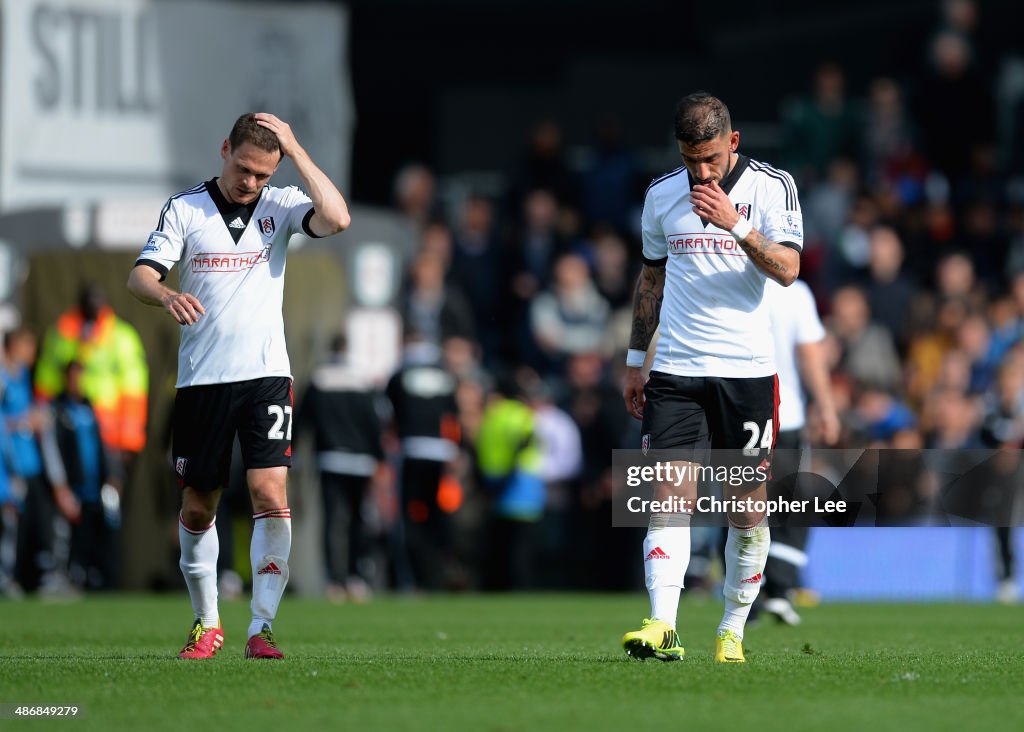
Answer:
[{"left": 767, "top": 541, "right": 808, "bottom": 567}]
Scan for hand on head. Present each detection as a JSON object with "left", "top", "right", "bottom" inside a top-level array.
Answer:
[{"left": 253, "top": 113, "right": 298, "bottom": 158}]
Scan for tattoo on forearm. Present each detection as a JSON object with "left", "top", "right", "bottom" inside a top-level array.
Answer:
[
  {"left": 740, "top": 229, "right": 791, "bottom": 283},
  {"left": 629, "top": 266, "right": 664, "bottom": 351}
]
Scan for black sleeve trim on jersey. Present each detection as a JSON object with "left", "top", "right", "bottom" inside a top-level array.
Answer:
[
  {"left": 778, "top": 241, "right": 802, "bottom": 252},
  {"left": 301, "top": 208, "right": 324, "bottom": 238},
  {"left": 644, "top": 166, "right": 685, "bottom": 196},
  {"left": 748, "top": 161, "right": 796, "bottom": 209},
  {"left": 157, "top": 181, "right": 207, "bottom": 231},
  {"left": 642, "top": 255, "right": 668, "bottom": 267},
  {"left": 135, "top": 259, "right": 169, "bottom": 281}
]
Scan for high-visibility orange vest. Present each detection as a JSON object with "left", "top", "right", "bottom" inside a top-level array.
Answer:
[{"left": 35, "top": 307, "right": 149, "bottom": 452}]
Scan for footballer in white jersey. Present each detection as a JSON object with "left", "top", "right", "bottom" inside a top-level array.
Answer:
[
  {"left": 621, "top": 92, "right": 802, "bottom": 664},
  {"left": 138, "top": 179, "right": 317, "bottom": 388},
  {"left": 761, "top": 278, "right": 839, "bottom": 626},
  {"left": 768, "top": 279, "right": 826, "bottom": 434},
  {"left": 640, "top": 153, "right": 803, "bottom": 379},
  {"left": 127, "top": 112, "right": 350, "bottom": 661}
]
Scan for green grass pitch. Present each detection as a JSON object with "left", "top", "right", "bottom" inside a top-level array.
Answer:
[{"left": 1, "top": 594, "right": 1021, "bottom": 731}]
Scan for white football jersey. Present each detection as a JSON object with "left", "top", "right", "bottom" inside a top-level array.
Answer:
[
  {"left": 641, "top": 154, "right": 803, "bottom": 378},
  {"left": 136, "top": 179, "right": 318, "bottom": 387},
  {"left": 768, "top": 279, "right": 826, "bottom": 431}
]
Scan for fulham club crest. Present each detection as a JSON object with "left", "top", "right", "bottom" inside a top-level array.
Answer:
[
  {"left": 735, "top": 202, "right": 751, "bottom": 220},
  {"left": 641, "top": 434, "right": 651, "bottom": 455},
  {"left": 175, "top": 457, "right": 188, "bottom": 477},
  {"left": 258, "top": 216, "right": 276, "bottom": 236}
]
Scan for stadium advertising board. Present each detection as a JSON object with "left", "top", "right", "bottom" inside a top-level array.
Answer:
[{"left": 0, "top": 0, "right": 352, "bottom": 213}]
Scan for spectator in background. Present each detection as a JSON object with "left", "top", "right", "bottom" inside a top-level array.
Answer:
[
  {"left": 1003, "top": 206, "right": 1024, "bottom": 279},
  {"left": 978, "top": 355, "right": 1024, "bottom": 603},
  {"left": 34, "top": 283, "right": 149, "bottom": 478},
  {"left": 936, "top": 348, "right": 974, "bottom": 394},
  {"left": 442, "top": 335, "right": 492, "bottom": 447},
  {"left": 2, "top": 328, "right": 78, "bottom": 594},
  {"left": 935, "top": 250, "right": 981, "bottom": 303},
  {"left": 401, "top": 251, "right": 476, "bottom": 348},
  {"left": 924, "top": 387, "right": 981, "bottom": 449},
  {"left": 919, "top": 350, "right": 973, "bottom": 440},
  {"left": 862, "top": 77, "right": 919, "bottom": 190},
  {"left": 391, "top": 165, "right": 443, "bottom": 270},
  {"left": 1013, "top": 273, "right": 1024, "bottom": 329},
  {"left": 476, "top": 372, "right": 546, "bottom": 590},
  {"left": 907, "top": 296, "right": 971, "bottom": 406},
  {"left": 450, "top": 195, "right": 503, "bottom": 365},
  {"left": 511, "top": 120, "right": 578, "bottom": 210},
  {"left": 530, "top": 253, "right": 611, "bottom": 374},
  {"left": 959, "top": 195, "right": 1006, "bottom": 287},
  {"left": 904, "top": 252, "right": 984, "bottom": 404},
  {"left": 849, "top": 386, "right": 918, "bottom": 448},
  {"left": 510, "top": 189, "right": 567, "bottom": 292},
  {"left": 298, "top": 335, "right": 385, "bottom": 603},
  {"left": 832, "top": 191, "right": 882, "bottom": 286},
  {"left": 829, "top": 285, "right": 902, "bottom": 392},
  {"left": 579, "top": 115, "right": 638, "bottom": 235},
  {"left": 564, "top": 352, "right": 630, "bottom": 494},
  {"left": 0, "top": 382, "right": 22, "bottom": 599},
  {"left": 803, "top": 157, "right": 858, "bottom": 255},
  {"left": 941, "top": 0, "right": 979, "bottom": 37},
  {"left": 958, "top": 144, "right": 1005, "bottom": 209},
  {"left": 507, "top": 189, "right": 570, "bottom": 366},
  {"left": 394, "top": 163, "right": 440, "bottom": 233},
  {"left": 915, "top": 29, "right": 995, "bottom": 188},
  {"left": 385, "top": 332, "right": 462, "bottom": 591},
  {"left": 863, "top": 225, "right": 919, "bottom": 353},
  {"left": 957, "top": 313, "right": 998, "bottom": 394},
  {"left": 524, "top": 374, "right": 582, "bottom": 589},
  {"left": 589, "top": 228, "right": 634, "bottom": 310},
  {"left": 590, "top": 229, "right": 638, "bottom": 358},
  {"left": 987, "top": 293, "right": 1023, "bottom": 364},
  {"left": 419, "top": 221, "right": 454, "bottom": 271},
  {"left": 781, "top": 61, "right": 862, "bottom": 185},
  {"left": 45, "top": 361, "right": 120, "bottom": 591},
  {"left": 567, "top": 350, "right": 642, "bottom": 592},
  {"left": 904, "top": 192, "right": 958, "bottom": 283}
]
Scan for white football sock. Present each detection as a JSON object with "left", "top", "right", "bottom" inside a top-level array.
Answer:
[
  {"left": 644, "top": 512, "right": 691, "bottom": 629},
  {"left": 249, "top": 508, "right": 291, "bottom": 639},
  {"left": 719, "top": 518, "right": 770, "bottom": 639},
  {"left": 178, "top": 514, "right": 219, "bottom": 628}
]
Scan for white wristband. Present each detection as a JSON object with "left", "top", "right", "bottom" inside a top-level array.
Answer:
[
  {"left": 626, "top": 349, "right": 646, "bottom": 368},
  {"left": 730, "top": 217, "right": 752, "bottom": 241}
]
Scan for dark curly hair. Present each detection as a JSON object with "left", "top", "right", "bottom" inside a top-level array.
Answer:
[{"left": 674, "top": 92, "right": 732, "bottom": 145}]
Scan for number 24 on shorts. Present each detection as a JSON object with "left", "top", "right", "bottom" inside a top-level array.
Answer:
[{"left": 742, "top": 419, "right": 773, "bottom": 456}]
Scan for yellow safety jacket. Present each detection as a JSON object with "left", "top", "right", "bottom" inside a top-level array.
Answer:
[{"left": 35, "top": 306, "right": 149, "bottom": 452}]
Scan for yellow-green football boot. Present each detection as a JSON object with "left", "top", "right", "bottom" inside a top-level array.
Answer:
[
  {"left": 714, "top": 629, "right": 745, "bottom": 663},
  {"left": 622, "top": 618, "right": 684, "bottom": 661}
]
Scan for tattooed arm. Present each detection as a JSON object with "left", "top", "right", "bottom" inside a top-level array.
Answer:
[
  {"left": 623, "top": 264, "right": 666, "bottom": 420},
  {"left": 735, "top": 229, "right": 800, "bottom": 286},
  {"left": 629, "top": 264, "right": 665, "bottom": 351}
]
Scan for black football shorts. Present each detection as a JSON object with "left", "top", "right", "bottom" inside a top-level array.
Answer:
[
  {"left": 172, "top": 377, "right": 294, "bottom": 492},
  {"left": 641, "top": 372, "right": 779, "bottom": 466}
]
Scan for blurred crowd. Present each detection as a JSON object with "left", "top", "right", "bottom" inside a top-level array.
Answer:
[
  {"left": 0, "top": 285, "right": 147, "bottom": 599},
  {"left": 1, "top": 0, "right": 1020, "bottom": 601},
  {"left": 324, "top": 0, "right": 1022, "bottom": 597}
]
